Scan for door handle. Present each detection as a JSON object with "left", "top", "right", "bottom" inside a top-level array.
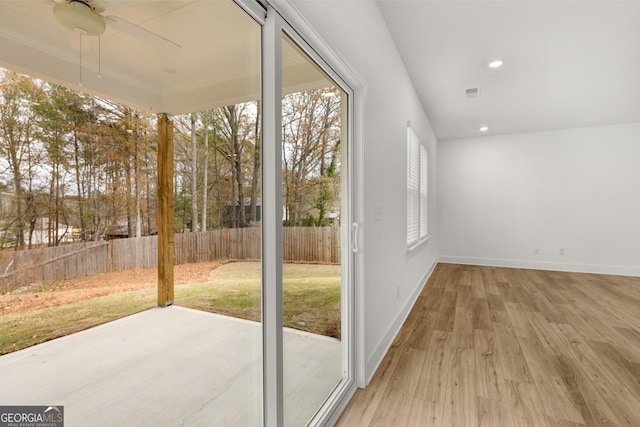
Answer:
[{"left": 352, "top": 222, "right": 359, "bottom": 253}]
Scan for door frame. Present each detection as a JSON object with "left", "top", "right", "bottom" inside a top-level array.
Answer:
[{"left": 236, "top": 0, "right": 363, "bottom": 424}]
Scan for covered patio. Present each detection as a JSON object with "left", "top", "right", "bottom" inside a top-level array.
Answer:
[{"left": 0, "top": 306, "right": 341, "bottom": 426}]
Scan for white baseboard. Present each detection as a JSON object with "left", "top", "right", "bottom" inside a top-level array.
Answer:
[
  {"left": 438, "top": 255, "right": 640, "bottom": 277},
  {"left": 364, "top": 258, "right": 438, "bottom": 385}
]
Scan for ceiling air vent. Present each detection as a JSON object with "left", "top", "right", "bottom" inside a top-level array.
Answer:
[{"left": 466, "top": 87, "right": 480, "bottom": 98}]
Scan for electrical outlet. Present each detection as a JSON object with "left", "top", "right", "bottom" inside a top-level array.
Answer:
[
  {"left": 559, "top": 248, "right": 565, "bottom": 256},
  {"left": 534, "top": 248, "right": 540, "bottom": 255},
  {"left": 396, "top": 285, "right": 400, "bottom": 298}
]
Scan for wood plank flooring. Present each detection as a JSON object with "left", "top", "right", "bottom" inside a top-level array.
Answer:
[{"left": 336, "top": 263, "right": 640, "bottom": 426}]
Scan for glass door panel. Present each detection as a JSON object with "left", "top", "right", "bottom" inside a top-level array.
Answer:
[
  {"left": 281, "top": 33, "right": 347, "bottom": 426},
  {"left": 171, "top": 1, "right": 263, "bottom": 425}
]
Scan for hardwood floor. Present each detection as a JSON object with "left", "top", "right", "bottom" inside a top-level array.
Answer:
[{"left": 336, "top": 263, "right": 640, "bottom": 426}]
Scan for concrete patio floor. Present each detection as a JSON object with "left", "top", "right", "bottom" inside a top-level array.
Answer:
[{"left": 0, "top": 306, "right": 342, "bottom": 426}]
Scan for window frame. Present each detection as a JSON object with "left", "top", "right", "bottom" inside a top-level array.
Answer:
[{"left": 406, "top": 125, "right": 429, "bottom": 250}]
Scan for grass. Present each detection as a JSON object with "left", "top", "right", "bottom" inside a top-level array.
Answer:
[
  {"left": 0, "top": 289, "right": 156, "bottom": 355},
  {"left": 0, "top": 262, "right": 341, "bottom": 355},
  {"left": 178, "top": 262, "right": 341, "bottom": 338}
]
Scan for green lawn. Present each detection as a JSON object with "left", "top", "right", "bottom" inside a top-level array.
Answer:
[
  {"left": 178, "top": 262, "right": 341, "bottom": 338},
  {"left": 0, "top": 262, "right": 341, "bottom": 355},
  {"left": 0, "top": 289, "right": 157, "bottom": 355}
]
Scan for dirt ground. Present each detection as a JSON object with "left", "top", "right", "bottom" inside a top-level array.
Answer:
[{"left": 0, "top": 261, "right": 229, "bottom": 316}]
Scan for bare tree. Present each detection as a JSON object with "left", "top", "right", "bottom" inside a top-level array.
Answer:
[
  {"left": 0, "top": 70, "right": 42, "bottom": 248},
  {"left": 190, "top": 112, "right": 198, "bottom": 232},
  {"left": 214, "top": 104, "right": 250, "bottom": 228},
  {"left": 201, "top": 112, "right": 209, "bottom": 231},
  {"left": 249, "top": 101, "right": 261, "bottom": 224},
  {"left": 281, "top": 89, "right": 341, "bottom": 226}
]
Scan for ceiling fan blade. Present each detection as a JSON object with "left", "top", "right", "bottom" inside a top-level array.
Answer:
[
  {"left": 49, "top": 0, "right": 106, "bottom": 13},
  {"left": 86, "top": 0, "right": 106, "bottom": 13},
  {"left": 104, "top": 15, "right": 182, "bottom": 53}
]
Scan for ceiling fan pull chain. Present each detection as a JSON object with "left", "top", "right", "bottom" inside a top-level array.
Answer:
[
  {"left": 78, "top": 32, "right": 83, "bottom": 87},
  {"left": 98, "top": 35, "right": 102, "bottom": 79}
]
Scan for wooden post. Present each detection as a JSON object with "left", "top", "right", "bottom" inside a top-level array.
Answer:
[{"left": 157, "top": 113, "right": 174, "bottom": 306}]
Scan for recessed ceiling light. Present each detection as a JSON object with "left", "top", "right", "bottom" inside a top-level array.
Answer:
[
  {"left": 488, "top": 59, "right": 504, "bottom": 69},
  {"left": 479, "top": 126, "right": 489, "bottom": 132}
]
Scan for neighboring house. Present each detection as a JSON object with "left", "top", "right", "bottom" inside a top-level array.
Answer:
[
  {"left": 0, "top": 192, "right": 12, "bottom": 215},
  {"left": 28, "top": 217, "right": 74, "bottom": 245},
  {"left": 0, "top": 192, "right": 75, "bottom": 246},
  {"left": 224, "top": 197, "right": 262, "bottom": 227},
  {"left": 102, "top": 224, "right": 157, "bottom": 240},
  {"left": 0, "top": 194, "right": 73, "bottom": 246}
]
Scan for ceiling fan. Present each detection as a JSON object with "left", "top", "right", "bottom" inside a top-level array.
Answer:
[{"left": 51, "top": 0, "right": 182, "bottom": 53}]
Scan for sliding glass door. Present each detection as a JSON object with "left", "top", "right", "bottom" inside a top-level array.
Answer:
[
  {"left": 280, "top": 34, "right": 349, "bottom": 426},
  {"left": 172, "top": 1, "right": 264, "bottom": 425},
  {"left": 244, "top": 3, "right": 355, "bottom": 425}
]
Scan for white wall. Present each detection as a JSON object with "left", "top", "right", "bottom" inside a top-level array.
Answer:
[
  {"left": 439, "top": 122, "right": 640, "bottom": 276},
  {"left": 285, "top": 0, "right": 439, "bottom": 384}
]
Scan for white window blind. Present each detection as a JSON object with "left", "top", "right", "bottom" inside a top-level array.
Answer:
[
  {"left": 407, "top": 124, "right": 428, "bottom": 248},
  {"left": 420, "top": 144, "right": 428, "bottom": 239},
  {"left": 407, "top": 126, "right": 420, "bottom": 247}
]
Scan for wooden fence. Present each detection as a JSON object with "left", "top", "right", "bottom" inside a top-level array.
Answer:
[{"left": 0, "top": 227, "right": 340, "bottom": 291}]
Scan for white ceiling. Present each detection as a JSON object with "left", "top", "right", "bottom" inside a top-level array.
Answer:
[{"left": 377, "top": 0, "right": 640, "bottom": 140}]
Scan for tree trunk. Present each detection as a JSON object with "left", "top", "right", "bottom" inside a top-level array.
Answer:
[
  {"left": 235, "top": 150, "right": 246, "bottom": 228},
  {"left": 54, "top": 163, "right": 60, "bottom": 245},
  {"left": 226, "top": 106, "right": 239, "bottom": 228},
  {"left": 48, "top": 174, "right": 55, "bottom": 246},
  {"left": 11, "top": 156, "right": 25, "bottom": 249},
  {"left": 213, "top": 137, "right": 223, "bottom": 228},
  {"left": 134, "top": 117, "right": 142, "bottom": 238},
  {"left": 190, "top": 112, "right": 198, "bottom": 232},
  {"left": 145, "top": 150, "right": 152, "bottom": 234},
  {"left": 249, "top": 101, "right": 261, "bottom": 224},
  {"left": 201, "top": 114, "right": 209, "bottom": 232},
  {"left": 125, "top": 160, "right": 134, "bottom": 237},
  {"left": 73, "top": 133, "right": 86, "bottom": 241}
]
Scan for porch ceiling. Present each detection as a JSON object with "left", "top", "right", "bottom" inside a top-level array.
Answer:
[{"left": 0, "top": 0, "right": 329, "bottom": 114}]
